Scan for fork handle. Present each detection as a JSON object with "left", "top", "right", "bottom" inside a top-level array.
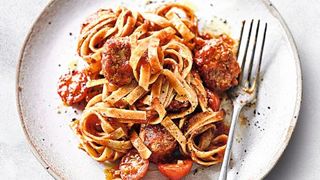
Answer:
[{"left": 218, "top": 103, "right": 243, "bottom": 180}]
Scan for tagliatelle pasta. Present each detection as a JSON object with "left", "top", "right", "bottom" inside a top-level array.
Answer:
[{"left": 58, "top": 2, "right": 241, "bottom": 179}]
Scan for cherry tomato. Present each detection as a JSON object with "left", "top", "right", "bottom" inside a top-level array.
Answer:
[
  {"left": 57, "top": 70, "right": 88, "bottom": 105},
  {"left": 119, "top": 150, "right": 149, "bottom": 180},
  {"left": 206, "top": 89, "right": 221, "bottom": 112},
  {"left": 158, "top": 160, "right": 193, "bottom": 180}
]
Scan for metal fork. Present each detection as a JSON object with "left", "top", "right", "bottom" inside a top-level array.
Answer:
[{"left": 218, "top": 20, "right": 267, "bottom": 180}]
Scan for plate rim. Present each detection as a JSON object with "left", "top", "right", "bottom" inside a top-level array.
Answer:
[{"left": 15, "top": 0, "right": 302, "bottom": 179}]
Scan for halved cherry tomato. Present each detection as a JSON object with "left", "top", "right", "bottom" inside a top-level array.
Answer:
[
  {"left": 57, "top": 70, "right": 88, "bottom": 105},
  {"left": 119, "top": 150, "right": 149, "bottom": 180},
  {"left": 158, "top": 160, "right": 193, "bottom": 180},
  {"left": 206, "top": 89, "right": 221, "bottom": 112}
]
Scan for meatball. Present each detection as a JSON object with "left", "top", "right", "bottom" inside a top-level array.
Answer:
[
  {"left": 166, "top": 100, "right": 190, "bottom": 113},
  {"left": 194, "top": 34, "right": 240, "bottom": 91},
  {"left": 140, "top": 124, "right": 177, "bottom": 163},
  {"left": 101, "top": 37, "right": 134, "bottom": 86}
]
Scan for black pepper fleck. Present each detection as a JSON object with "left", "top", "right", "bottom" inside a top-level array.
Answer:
[
  {"left": 145, "top": 0, "right": 154, "bottom": 5},
  {"left": 267, "top": 106, "right": 271, "bottom": 109},
  {"left": 48, "top": 21, "right": 51, "bottom": 25},
  {"left": 57, "top": 111, "right": 61, "bottom": 114},
  {"left": 236, "top": 172, "right": 239, "bottom": 175},
  {"left": 257, "top": 112, "right": 261, "bottom": 115},
  {"left": 72, "top": 118, "right": 77, "bottom": 122},
  {"left": 46, "top": 167, "right": 49, "bottom": 170},
  {"left": 244, "top": 149, "right": 247, "bottom": 153},
  {"left": 69, "top": 32, "right": 73, "bottom": 36},
  {"left": 18, "top": 86, "right": 22, "bottom": 92},
  {"left": 58, "top": 64, "right": 61, "bottom": 67},
  {"left": 193, "top": 168, "right": 198, "bottom": 175},
  {"left": 210, "top": 3, "right": 213, "bottom": 7}
]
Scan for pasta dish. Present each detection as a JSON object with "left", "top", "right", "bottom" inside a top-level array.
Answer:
[{"left": 57, "top": 3, "right": 240, "bottom": 180}]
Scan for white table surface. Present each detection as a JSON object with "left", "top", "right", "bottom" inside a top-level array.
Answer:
[{"left": 0, "top": 0, "right": 318, "bottom": 179}]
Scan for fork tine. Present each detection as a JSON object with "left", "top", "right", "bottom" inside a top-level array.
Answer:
[
  {"left": 236, "top": 21, "right": 246, "bottom": 59},
  {"left": 239, "top": 20, "right": 254, "bottom": 85},
  {"left": 250, "top": 22, "right": 267, "bottom": 91},
  {"left": 247, "top": 20, "right": 260, "bottom": 86},
  {"left": 257, "top": 23, "right": 267, "bottom": 78}
]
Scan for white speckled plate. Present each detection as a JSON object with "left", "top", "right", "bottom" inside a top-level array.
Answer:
[{"left": 16, "top": 0, "right": 302, "bottom": 179}]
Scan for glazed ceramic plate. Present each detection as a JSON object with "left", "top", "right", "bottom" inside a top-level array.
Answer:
[{"left": 16, "top": 0, "right": 302, "bottom": 179}]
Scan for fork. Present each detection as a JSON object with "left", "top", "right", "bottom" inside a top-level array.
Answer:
[{"left": 218, "top": 20, "right": 267, "bottom": 180}]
